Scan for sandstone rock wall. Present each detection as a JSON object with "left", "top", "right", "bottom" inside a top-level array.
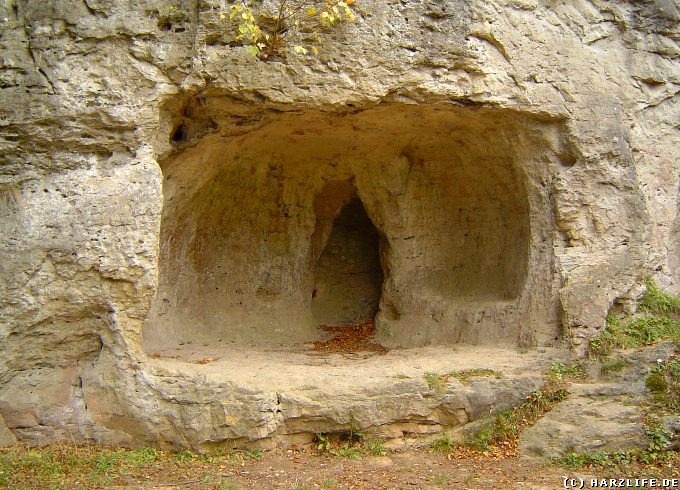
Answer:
[
  {"left": 143, "top": 100, "right": 562, "bottom": 350},
  {"left": 0, "top": 0, "right": 678, "bottom": 448}
]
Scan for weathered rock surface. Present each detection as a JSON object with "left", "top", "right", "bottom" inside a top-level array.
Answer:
[
  {"left": 0, "top": 0, "right": 679, "bottom": 448},
  {"left": 144, "top": 101, "right": 560, "bottom": 349},
  {"left": 0, "top": 413, "right": 16, "bottom": 447},
  {"left": 663, "top": 416, "right": 680, "bottom": 450},
  {"left": 519, "top": 343, "right": 677, "bottom": 458},
  {"left": 519, "top": 386, "right": 648, "bottom": 458}
]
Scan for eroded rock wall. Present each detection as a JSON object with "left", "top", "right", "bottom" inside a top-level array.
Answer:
[
  {"left": 143, "top": 100, "right": 561, "bottom": 350},
  {"left": 0, "top": 0, "right": 678, "bottom": 448}
]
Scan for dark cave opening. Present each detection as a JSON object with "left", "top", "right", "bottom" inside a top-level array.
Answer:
[{"left": 311, "top": 193, "right": 384, "bottom": 327}]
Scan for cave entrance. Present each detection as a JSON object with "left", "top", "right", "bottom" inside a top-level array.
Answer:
[
  {"left": 143, "top": 99, "right": 566, "bottom": 354},
  {"left": 311, "top": 192, "right": 384, "bottom": 327}
]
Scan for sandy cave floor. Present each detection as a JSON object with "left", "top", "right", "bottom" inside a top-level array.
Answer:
[{"left": 145, "top": 340, "right": 570, "bottom": 392}]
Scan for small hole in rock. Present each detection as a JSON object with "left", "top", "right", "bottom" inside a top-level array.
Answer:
[{"left": 171, "top": 124, "right": 187, "bottom": 142}]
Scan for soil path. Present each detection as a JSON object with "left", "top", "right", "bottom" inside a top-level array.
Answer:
[{"left": 118, "top": 448, "right": 611, "bottom": 490}]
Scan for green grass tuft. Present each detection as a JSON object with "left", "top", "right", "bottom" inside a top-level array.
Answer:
[
  {"left": 423, "top": 372, "right": 448, "bottom": 393},
  {"left": 429, "top": 433, "right": 455, "bottom": 453},
  {"left": 332, "top": 445, "right": 362, "bottom": 459},
  {"left": 639, "top": 278, "right": 680, "bottom": 315},
  {"left": 157, "top": 5, "right": 189, "bottom": 29},
  {"left": 449, "top": 368, "right": 501, "bottom": 384},
  {"left": 554, "top": 424, "right": 673, "bottom": 469},
  {"left": 590, "top": 313, "right": 680, "bottom": 356},
  {"left": 0, "top": 445, "right": 166, "bottom": 489},
  {"left": 549, "top": 363, "right": 586, "bottom": 381},
  {"left": 600, "top": 358, "right": 628, "bottom": 375},
  {"left": 433, "top": 475, "right": 449, "bottom": 486},
  {"left": 590, "top": 280, "right": 680, "bottom": 357},
  {"left": 647, "top": 357, "right": 680, "bottom": 412},
  {"left": 364, "top": 439, "right": 387, "bottom": 457}
]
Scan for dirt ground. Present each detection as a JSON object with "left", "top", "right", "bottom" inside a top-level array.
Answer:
[
  {"left": 2, "top": 435, "right": 678, "bottom": 489},
  {"left": 190, "top": 449, "right": 572, "bottom": 489},
  {"left": 114, "top": 447, "right": 678, "bottom": 490}
]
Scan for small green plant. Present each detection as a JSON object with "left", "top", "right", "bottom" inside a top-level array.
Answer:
[
  {"left": 433, "top": 475, "right": 449, "bottom": 486},
  {"left": 364, "top": 439, "right": 387, "bottom": 456},
  {"left": 557, "top": 449, "right": 641, "bottom": 469},
  {"left": 316, "top": 430, "right": 368, "bottom": 458},
  {"left": 240, "top": 448, "right": 262, "bottom": 461},
  {"left": 1, "top": 448, "right": 68, "bottom": 488},
  {"left": 0, "top": 445, "right": 171, "bottom": 489},
  {"left": 600, "top": 358, "right": 628, "bottom": 375},
  {"left": 646, "top": 357, "right": 680, "bottom": 412},
  {"left": 467, "top": 421, "right": 494, "bottom": 452},
  {"left": 549, "top": 362, "right": 586, "bottom": 381},
  {"left": 95, "top": 446, "right": 160, "bottom": 473},
  {"left": 424, "top": 372, "right": 448, "bottom": 393},
  {"left": 591, "top": 314, "right": 680, "bottom": 356},
  {"left": 291, "top": 482, "right": 315, "bottom": 490},
  {"left": 347, "top": 411, "right": 362, "bottom": 442},
  {"left": 333, "top": 445, "right": 362, "bottom": 458},
  {"left": 218, "top": 447, "right": 262, "bottom": 463},
  {"left": 639, "top": 278, "right": 680, "bottom": 315},
  {"left": 221, "top": 0, "right": 357, "bottom": 59},
  {"left": 449, "top": 368, "right": 501, "bottom": 384},
  {"left": 158, "top": 4, "right": 189, "bottom": 30},
  {"left": 173, "top": 449, "right": 200, "bottom": 461},
  {"left": 316, "top": 433, "right": 333, "bottom": 452},
  {"left": 555, "top": 428, "right": 672, "bottom": 469},
  {"left": 626, "top": 316, "right": 680, "bottom": 344},
  {"left": 554, "top": 417, "right": 673, "bottom": 470},
  {"left": 429, "top": 433, "right": 455, "bottom": 452},
  {"left": 590, "top": 280, "right": 680, "bottom": 357},
  {"left": 646, "top": 372, "right": 668, "bottom": 394},
  {"left": 559, "top": 451, "right": 590, "bottom": 468},
  {"left": 200, "top": 447, "right": 228, "bottom": 463},
  {"left": 641, "top": 425, "right": 672, "bottom": 463},
  {"left": 321, "top": 478, "right": 337, "bottom": 489}
]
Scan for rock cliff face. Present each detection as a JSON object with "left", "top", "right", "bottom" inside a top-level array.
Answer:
[{"left": 0, "top": 0, "right": 678, "bottom": 448}]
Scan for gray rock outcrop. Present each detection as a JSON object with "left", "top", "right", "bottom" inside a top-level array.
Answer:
[
  {"left": 0, "top": 0, "right": 679, "bottom": 448},
  {"left": 519, "top": 343, "right": 677, "bottom": 458}
]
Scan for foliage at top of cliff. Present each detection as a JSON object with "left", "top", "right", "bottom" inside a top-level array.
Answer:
[{"left": 222, "top": 0, "right": 357, "bottom": 59}]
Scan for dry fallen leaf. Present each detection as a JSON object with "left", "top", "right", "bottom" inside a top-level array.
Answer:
[{"left": 195, "top": 357, "right": 216, "bottom": 364}]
